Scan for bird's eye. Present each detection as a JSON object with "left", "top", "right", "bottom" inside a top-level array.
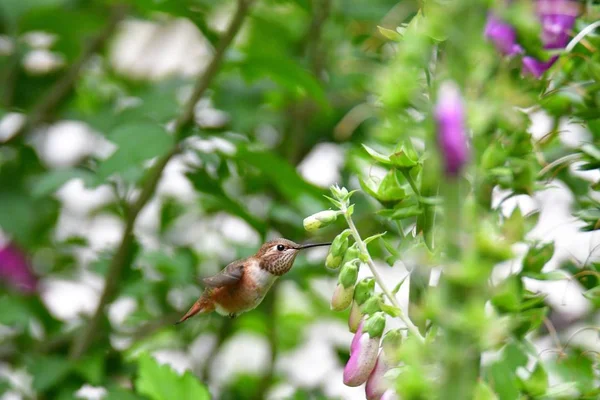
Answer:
[{"left": 276, "top": 244, "right": 285, "bottom": 251}]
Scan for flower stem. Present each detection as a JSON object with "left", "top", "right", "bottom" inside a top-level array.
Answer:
[{"left": 343, "top": 209, "right": 425, "bottom": 343}]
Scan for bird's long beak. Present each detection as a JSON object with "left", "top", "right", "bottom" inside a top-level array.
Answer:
[{"left": 298, "top": 242, "right": 332, "bottom": 250}]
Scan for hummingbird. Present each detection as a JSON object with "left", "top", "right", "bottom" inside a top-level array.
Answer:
[{"left": 176, "top": 238, "right": 331, "bottom": 324}]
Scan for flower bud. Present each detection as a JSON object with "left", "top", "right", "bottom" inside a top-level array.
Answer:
[
  {"left": 325, "top": 253, "right": 343, "bottom": 270},
  {"left": 331, "top": 283, "right": 354, "bottom": 311},
  {"left": 339, "top": 262, "right": 359, "bottom": 288},
  {"left": 484, "top": 14, "right": 522, "bottom": 56},
  {"left": 364, "top": 312, "right": 386, "bottom": 338},
  {"left": 342, "top": 243, "right": 360, "bottom": 265},
  {"left": 348, "top": 301, "right": 363, "bottom": 333},
  {"left": 362, "top": 294, "right": 383, "bottom": 316},
  {"left": 435, "top": 82, "right": 469, "bottom": 178},
  {"left": 344, "top": 320, "right": 382, "bottom": 387},
  {"left": 303, "top": 210, "right": 339, "bottom": 232},
  {"left": 354, "top": 278, "right": 375, "bottom": 306}
]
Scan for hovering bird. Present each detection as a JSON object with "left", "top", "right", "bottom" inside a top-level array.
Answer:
[{"left": 176, "top": 238, "right": 330, "bottom": 324}]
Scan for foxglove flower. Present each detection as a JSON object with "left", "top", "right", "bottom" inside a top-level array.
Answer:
[
  {"left": 484, "top": 14, "right": 522, "bottom": 56},
  {"left": 344, "top": 312, "right": 386, "bottom": 387},
  {"left": 435, "top": 82, "right": 469, "bottom": 177},
  {"left": 365, "top": 329, "right": 402, "bottom": 400},
  {"left": 485, "top": 0, "right": 580, "bottom": 77},
  {"left": 0, "top": 242, "right": 37, "bottom": 293}
]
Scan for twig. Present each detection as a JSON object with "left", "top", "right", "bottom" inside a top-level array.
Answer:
[
  {"left": 5, "top": 5, "right": 128, "bottom": 144},
  {"left": 69, "top": 0, "right": 255, "bottom": 360},
  {"left": 343, "top": 208, "right": 425, "bottom": 343}
]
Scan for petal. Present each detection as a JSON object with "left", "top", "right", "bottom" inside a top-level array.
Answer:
[
  {"left": 365, "top": 354, "right": 391, "bottom": 400},
  {"left": 435, "top": 82, "right": 469, "bottom": 177},
  {"left": 344, "top": 334, "right": 380, "bottom": 387}
]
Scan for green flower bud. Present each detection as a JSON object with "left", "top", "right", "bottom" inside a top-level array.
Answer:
[
  {"left": 331, "top": 283, "right": 354, "bottom": 311},
  {"left": 325, "top": 253, "right": 343, "bottom": 269},
  {"left": 364, "top": 312, "right": 386, "bottom": 338},
  {"left": 343, "top": 244, "right": 360, "bottom": 265},
  {"left": 354, "top": 278, "right": 375, "bottom": 306},
  {"left": 339, "top": 262, "right": 359, "bottom": 288},
  {"left": 362, "top": 294, "right": 383, "bottom": 316},
  {"left": 303, "top": 210, "right": 339, "bottom": 232},
  {"left": 331, "top": 229, "right": 351, "bottom": 255}
]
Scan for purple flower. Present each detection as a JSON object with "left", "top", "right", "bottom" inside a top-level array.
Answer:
[
  {"left": 485, "top": 0, "right": 580, "bottom": 77},
  {"left": 537, "top": 0, "right": 579, "bottom": 49},
  {"left": 522, "top": 55, "right": 559, "bottom": 77},
  {"left": 344, "top": 312, "right": 386, "bottom": 387},
  {"left": 435, "top": 82, "right": 469, "bottom": 177},
  {"left": 484, "top": 14, "right": 522, "bottom": 56},
  {"left": 365, "top": 329, "right": 402, "bottom": 400},
  {"left": 0, "top": 243, "right": 37, "bottom": 293}
]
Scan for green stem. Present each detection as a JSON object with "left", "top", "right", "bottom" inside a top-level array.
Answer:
[
  {"left": 401, "top": 169, "right": 421, "bottom": 197},
  {"left": 343, "top": 207, "right": 425, "bottom": 343}
]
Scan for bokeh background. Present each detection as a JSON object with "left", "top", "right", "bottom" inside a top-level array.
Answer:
[{"left": 1, "top": 0, "right": 599, "bottom": 399}]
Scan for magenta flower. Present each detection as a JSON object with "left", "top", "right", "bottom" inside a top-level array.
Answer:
[
  {"left": 485, "top": 0, "right": 580, "bottom": 77},
  {"left": 0, "top": 243, "right": 37, "bottom": 293},
  {"left": 435, "top": 82, "right": 469, "bottom": 177},
  {"left": 484, "top": 14, "right": 522, "bottom": 56},
  {"left": 344, "top": 312, "right": 386, "bottom": 387},
  {"left": 365, "top": 329, "right": 402, "bottom": 400}
]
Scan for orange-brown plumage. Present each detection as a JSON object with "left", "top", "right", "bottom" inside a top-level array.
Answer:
[{"left": 176, "top": 238, "right": 330, "bottom": 324}]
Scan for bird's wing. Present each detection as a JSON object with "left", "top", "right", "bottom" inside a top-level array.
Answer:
[{"left": 202, "top": 259, "right": 245, "bottom": 288}]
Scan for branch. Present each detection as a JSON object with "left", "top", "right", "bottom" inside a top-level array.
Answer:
[
  {"left": 5, "top": 5, "right": 128, "bottom": 144},
  {"left": 69, "top": 0, "right": 255, "bottom": 360}
]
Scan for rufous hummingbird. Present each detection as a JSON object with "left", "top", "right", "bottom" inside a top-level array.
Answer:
[{"left": 176, "top": 238, "right": 331, "bottom": 324}]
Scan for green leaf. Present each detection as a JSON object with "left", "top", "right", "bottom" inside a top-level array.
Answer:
[
  {"left": 0, "top": 295, "right": 34, "bottom": 326},
  {"left": 377, "top": 26, "right": 402, "bottom": 41},
  {"left": 582, "top": 286, "right": 600, "bottom": 306},
  {"left": 474, "top": 380, "right": 498, "bottom": 400},
  {"left": 96, "top": 122, "right": 173, "bottom": 183},
  {"left": 522, "top": 242, "right": 555, "bottom": 275},
  {"left": 73, "top": 351, "right": 105, "bottom": 385},
  {"left": 379, "top": 301, "right": 401, "bottom": 317},
  {"left": 136, "top": 353, "right": 210, "bottom": 400},
  {"left": 239, "top": 53, "right": 328, "bottom": 108},
  {"left": 491, "top": 275, "right": 523, "bottom": 312},
  {"left": 31, "top": 168, "right": 95, "bottom": 197},
  {"left": 548, "top": 350, "right": 595, "bottom": 395},
  {"left": 364, "top": 232, "right": 386, "bottom": 245},
  {"left": 518, "top": 362, "right": 548, "bottom": 397},
  {"left": 362, "top": 144, "right": 392, "bottom": 165},
  {"left": 27, "top": 355, "right": 72, "bottom": 392}
]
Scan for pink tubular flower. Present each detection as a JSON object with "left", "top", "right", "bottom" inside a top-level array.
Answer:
[
  {"left": 0, "top": 243, "right": 37, "bottom": 293},
  {"left": 344, "top": 312, "right": 386, "bottom": 387},
  {"left": 435, "top": 82, "right": 469, "bottom": 177},
  {"left": 365, "top": 329, "right": 402, "bottom": 400},
  {"left": 484, "top": 14, "right": 522, "bottom": 56}
]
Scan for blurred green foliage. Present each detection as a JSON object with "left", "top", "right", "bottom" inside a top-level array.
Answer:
[{"left": 1, "top": 0, "right": 600, "bottom": 399}]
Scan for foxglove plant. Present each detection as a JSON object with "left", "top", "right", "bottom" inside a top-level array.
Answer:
[{"left": 343, "top": 312, "right": 386, "bottom": 387}]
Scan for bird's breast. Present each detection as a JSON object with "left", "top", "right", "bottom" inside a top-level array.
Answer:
[{"left": 212, "top": 261, "right": 277, "bottom": 315}]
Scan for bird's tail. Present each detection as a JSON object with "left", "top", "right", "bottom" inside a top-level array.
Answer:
[{"left": 176, "top": 296, "right": 215, "bottom": 325}]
